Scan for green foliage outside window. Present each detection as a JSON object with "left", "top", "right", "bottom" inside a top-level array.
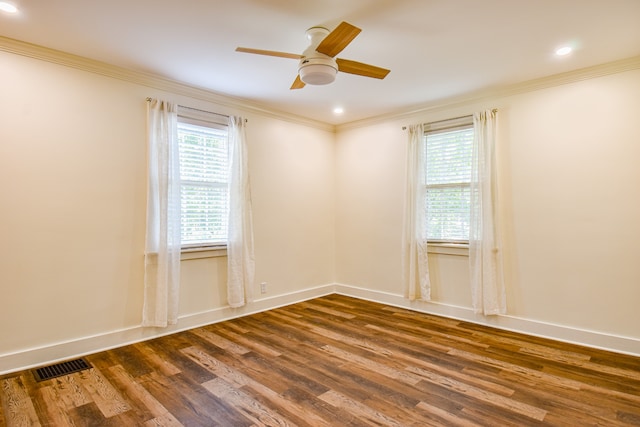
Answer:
[{"left": 424, "top": 126, "right": 473, "bottom": 242}]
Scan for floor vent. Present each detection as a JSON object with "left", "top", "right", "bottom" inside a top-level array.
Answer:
[{"left": 33, "top": 358, "right": 92, "bottom": 381}]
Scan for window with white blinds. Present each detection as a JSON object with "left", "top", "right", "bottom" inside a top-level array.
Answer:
[
  {"left": 177, "top": 119, "right": 229, "bottom": 247},
  {"left": 424, "top": 119, "right": 474, "bottom": 243}
]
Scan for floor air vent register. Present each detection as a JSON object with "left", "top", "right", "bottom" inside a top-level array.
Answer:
[{"left": 32, "top": 358, "right": 92, "bottom": 381}]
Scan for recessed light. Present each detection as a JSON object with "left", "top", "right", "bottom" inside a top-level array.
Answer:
[
  {"left": 555, "top": 46, "right": 572, "bottom": 56},
  {"left": 333, "top": 107, "right": 344, "bottom": 115},
  {"left": 0, "top": 2, "right": 18, "bottom": 13}
]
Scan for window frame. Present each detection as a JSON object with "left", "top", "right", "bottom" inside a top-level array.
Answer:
[
  {"left": 177, "top": 106, "right": 230, "bottom": 251},
  {"left": 423, "top": 116, "right": 474, "bottom": 246}
]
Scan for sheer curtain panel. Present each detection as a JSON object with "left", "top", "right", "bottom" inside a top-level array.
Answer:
[
  {"left": 470, "top": 110, "right": 506, "bottom": 315},
  {"left": 143, "top": 99, "right": 182, "bottom": 327},
  {"left": 402, "top": 124, "right": 431, "bottom": 301},
  {"left": 227, "top": 116, "right": 255, "bottom": 308}
]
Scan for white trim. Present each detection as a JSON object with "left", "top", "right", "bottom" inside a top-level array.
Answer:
[
  {"left": 0, "top": 36, "right": 334, "bottom": 133},
  {"left": 2, "top": 35, "right": 639, "bottom": 133},
  {"left": 427, "top": 243, "right": 468, "bottom": 256},
  {"left": 0, "top": 284, "right": 335, "bottom": 375},
  {"left": 337, "top": 55, "right": 640, "bottom": 131},
  {"left": 2, "top": 282, "right": 639, "bottom": 375},
  {"left": 333, "top": 283, "right": 640, "bottom": 357},
  {"left": 181, "top": 247, "right": 227, "bottom": 260}
]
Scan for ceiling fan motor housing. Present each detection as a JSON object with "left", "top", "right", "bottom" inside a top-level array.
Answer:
[{"left": 297, "top": 26, "right": 338, "bottom": 85}]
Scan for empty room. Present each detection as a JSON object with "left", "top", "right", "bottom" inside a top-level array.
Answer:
[{"left": 1, "top": 0, "right": 640, "bottom": 425}]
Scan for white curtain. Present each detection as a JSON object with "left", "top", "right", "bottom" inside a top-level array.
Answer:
[
  {"left": 227, "top": 116, "right": 255, "bottom": 308},
  {"left": 470, "top": 109, "right": 506, "bottom": 315},
  {"left": 143, "top": 99, "right": 182, "bottom": 327},
  {"left": 401, "top": 124, "right": 431, "bottom": 301}
]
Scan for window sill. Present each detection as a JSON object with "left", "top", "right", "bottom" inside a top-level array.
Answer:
[
  {"left": 427, "top": 243, "right": 469, "bottom": 257},
  {"left": 181, "top": 246, "right": 227, "bottom": 260}
]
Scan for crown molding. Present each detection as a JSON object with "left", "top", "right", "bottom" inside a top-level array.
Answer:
[
  {"left": 337, "top": 55, "right": 640, "bottom": 131},
  {"left": 3, "top": 35, "right": 638, "bottom": 135},
  {"left": 0, "top": 36, "right": 335, "bottom": 133}
]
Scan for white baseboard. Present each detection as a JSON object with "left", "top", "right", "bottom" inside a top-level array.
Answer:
[
  {"left": 3, "top": 282, "right": 639, "bottom": 375},
  {"left": 334, "top": 283, "right": 640, "bottom": 357},
  {"left": 0, "top": 284, "right": 336, "bottom": 375}
]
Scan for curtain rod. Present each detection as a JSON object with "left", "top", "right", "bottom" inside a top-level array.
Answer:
[
  {"left": 401, "top": 109, "right": 497, "bottom": 130},
  {"left": 178, "top": 104, "right": 229, "bottom": 119},
  {"left": 146, "top": 97, "right": 246, "bottom": 122}
]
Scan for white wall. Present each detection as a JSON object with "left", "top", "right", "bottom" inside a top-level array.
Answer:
[
  {"left": 500, "top": 72, "right": 640, "bottom": 335},
  {"left": 0, "top": 50, "right": 335, "bottom": 371},
  {"left": 335, "top": 68, "right": 640, "bottom": 346},
  {"left": 0, "top": 53, "right": 148, "bottom": 353}
]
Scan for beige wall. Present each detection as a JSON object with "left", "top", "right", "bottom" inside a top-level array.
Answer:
[
  {"left": 335, "top": 68, "right": 640, "bottom": 339},
  {"left": 0, "top": 51, "right": 335, "bottom": 361},
  {"left": 2, "top": 46, "right": 639, "bottom": 372}
]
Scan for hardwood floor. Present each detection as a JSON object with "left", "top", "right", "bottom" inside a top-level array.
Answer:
[{"left": 2, "top": 294, "right": 640, "bottom": 426}]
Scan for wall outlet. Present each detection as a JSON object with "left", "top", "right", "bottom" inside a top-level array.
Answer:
[{"left": 260, "top": 282, "right": 267, "bottom": 294}]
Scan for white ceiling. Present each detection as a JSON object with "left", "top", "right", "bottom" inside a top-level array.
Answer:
[{"left": 2, "top": 0, "right": 640, "bottom": 125}]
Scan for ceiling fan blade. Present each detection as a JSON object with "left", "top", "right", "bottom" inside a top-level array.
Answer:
[
  {"left": 290, "top": 75, "right": 306, "bottom": 90},
  {"left": 316, "top": 21, "right": 361, "bottom": 57},
  {"left": 236, "top": 47, "right": 302, "bottom": 60},
  {"left": 336, "top": 58, "right": 390, "bottom": 79}
]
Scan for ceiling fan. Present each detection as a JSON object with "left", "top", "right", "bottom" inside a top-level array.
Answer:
[{"left": 236, "top": 21, "right": 390, "bottom": 89}]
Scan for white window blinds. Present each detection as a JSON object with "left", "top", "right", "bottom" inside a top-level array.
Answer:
[
  {"left": 178, "top": 121, "right": 229, "bottom": 247},
  {"left": 424, "top": 119, "right": 473, "bottom": 242}
]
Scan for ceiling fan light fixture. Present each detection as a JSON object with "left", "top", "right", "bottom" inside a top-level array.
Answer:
[{"left": 298, "top": 58, "right": 338, "bottom": 85}]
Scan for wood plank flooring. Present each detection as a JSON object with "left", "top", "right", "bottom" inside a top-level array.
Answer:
[{"left": 1, "top": 294, "right": 640, "bottom": 426}]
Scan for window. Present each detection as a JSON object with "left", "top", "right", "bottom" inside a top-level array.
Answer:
[
  {"left": 177, "top": 113, "right": 229, "bottom": 248},
  {"left": 424, "top": 118, "right": 474, "bottom": 243}
]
